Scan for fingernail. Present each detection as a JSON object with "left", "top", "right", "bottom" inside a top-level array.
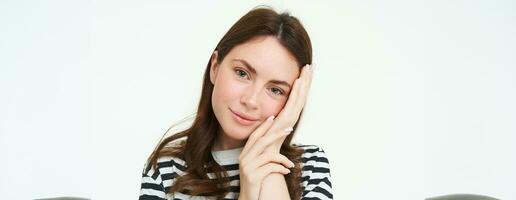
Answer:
[
  {"left": 289, "top": 162, "right": 295, "bottom": 168},
  {"left": 267, "top": 116, "right": 275, "bottom": 121},
  {"left": 284, "top": 127, "right": 293, "bottom": 133}
]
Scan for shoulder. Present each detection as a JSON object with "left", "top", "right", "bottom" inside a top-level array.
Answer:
[
  {"left": 293, "top": 143, "right": 326, "bottom": 152},
  {"left": 292, "top": 144, "right": 331, "bottom": 174},
  {"left": 293, "top": 144, "right": 330, "bottom": 163},
  {"left": 140, "top": 156, "right": 187, "bottom": 199},
  {"left": 142, "top": 156, "right": 186, "bottom": 178},
  {"left": 292, "top": 144, "right": 333, "bottom": 199},
  {"left": 140, "top": 140, "right": 188, "bottom": 199},
  {"left": 142, "top": 140, "right": 188, "bottom": 187}
]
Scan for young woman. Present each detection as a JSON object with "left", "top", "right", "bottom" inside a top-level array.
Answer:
[{"left": 139, "top": 7, "right": 332, "bottom": 200}]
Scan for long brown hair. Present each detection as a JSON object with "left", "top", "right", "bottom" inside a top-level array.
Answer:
[{"left": 147, "top": 6, "right": 312, "bottom": 200}]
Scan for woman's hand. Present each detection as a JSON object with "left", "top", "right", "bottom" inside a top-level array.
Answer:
[
  {"left": 238, "top": 115, "right": 295, "bottom": 200},
  {"left": 238, "top": 64, "right": 314, "bottom": 200},
  {"left": 264, "top": 64, "right": 314, "bottom": 153}
]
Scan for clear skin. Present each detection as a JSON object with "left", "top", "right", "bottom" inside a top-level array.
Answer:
[{"left": 209, "top": 35, "right": 314, "bottom": 200}]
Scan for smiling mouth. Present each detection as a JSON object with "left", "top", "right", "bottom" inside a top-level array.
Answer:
[{"left": 229, "top": 108, "right": 257, "bottom": 126}]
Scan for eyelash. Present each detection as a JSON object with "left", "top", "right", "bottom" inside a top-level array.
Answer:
[
  {"left": 234, "top": 68, "right": 285, "bottom": 96},
  {"left": 235, "top": 68, "right": 249, "bottom": 79}
]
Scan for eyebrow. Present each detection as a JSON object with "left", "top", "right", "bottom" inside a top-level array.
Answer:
[{"left": 232, "top": 59, "right": 292, "bottom": 89}]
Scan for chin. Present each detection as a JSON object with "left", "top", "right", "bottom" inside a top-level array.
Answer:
[{"left": 222, "top": 125, "right": 252, "bottom": 140}]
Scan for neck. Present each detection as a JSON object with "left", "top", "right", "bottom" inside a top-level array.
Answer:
[{"left": 213, "top": 128, "right": 246, "bottom": 151}]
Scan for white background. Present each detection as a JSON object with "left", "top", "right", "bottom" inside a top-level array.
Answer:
[{"left": 1, "top": 0, "right": 515, "bottom": 199}]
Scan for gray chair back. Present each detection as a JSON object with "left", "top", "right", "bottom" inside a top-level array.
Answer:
[
  {"left": 34, "top": 197, "right": 90, "bottom": 200},
  {"left": 426, "top": 194, "right": 499, "bottom": 200}
]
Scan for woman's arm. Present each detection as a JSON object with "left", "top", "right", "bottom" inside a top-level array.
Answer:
[
  {"left": 258, "top": 173, "right": 290, "bottom": 200},
  {"left": 139, "top": 163, "right": 167, "bottom": 200},
  {"left": 299, "top": 145, "right": 333, "bottom": 200}
]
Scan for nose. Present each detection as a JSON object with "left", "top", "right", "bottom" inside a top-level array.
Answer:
[{"left": 240, "top": 85, "right": 260, "bottom": 110}]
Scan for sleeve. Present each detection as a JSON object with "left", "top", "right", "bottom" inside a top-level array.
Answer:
[
  {"left": 300, "top": 145, "right": 333, "bottom": 200},
  {"left": 139, "top": 162, "right": 167, "bottom": 200}
]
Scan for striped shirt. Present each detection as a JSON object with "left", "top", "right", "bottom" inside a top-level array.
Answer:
[{"left": 139, "top": 144, "right": 332, "bottom": 200}]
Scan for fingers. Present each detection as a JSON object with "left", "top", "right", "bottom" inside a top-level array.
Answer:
[
  {"left": 297, "top": 64, "right": 313, "bottom": 108},
  {"left": 240, "top": 162, "right": 291, "bottom": 187},
  {"left": 277, "top": 78, "right": 301, "bottom": 120},
  {"left": 278, "top": 65, "right": 313, "bottom": 118},
  {"left": 253, "top": 163, "right": 291, "bottom": 183},
  {"left": 240, "top": 115, "right": 275, "bottom": 157},
  {"left": 276, "top": 64, "right": 314, "bottom": 126},
  {"left": 295, "top": 64, "right": 313, "bottom": 111},
  {"left": 242, "top": 128, "right": 292, "bottom": 163},
  {"left": 242, "top": 152, "right": 295, "bottom": 171}
]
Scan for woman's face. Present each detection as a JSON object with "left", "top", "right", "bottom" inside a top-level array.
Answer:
[{"left": 210, "top": 36, "right": 300, "bottom": 145}]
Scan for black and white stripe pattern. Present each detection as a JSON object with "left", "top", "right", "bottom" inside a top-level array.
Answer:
[{"left": 139, "top": 144, "right": 332, "bottom": 200}]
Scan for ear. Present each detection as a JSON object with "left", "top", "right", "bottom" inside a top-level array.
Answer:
[{"left": 209, "top": 51, "right": 219, "bottom": 85}]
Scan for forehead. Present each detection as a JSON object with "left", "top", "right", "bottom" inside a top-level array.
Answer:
[{"left": 224, "top": 36, "right": 300, "bottom": 81}]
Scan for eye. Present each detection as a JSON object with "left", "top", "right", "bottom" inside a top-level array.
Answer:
[
  {"left": 270, "top": 87, "right": 285, "bottom": 95},
  {"left": 235, "top": 68, "right": 249, "bottom": 79}
]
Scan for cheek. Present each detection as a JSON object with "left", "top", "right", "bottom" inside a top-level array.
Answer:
[
  {"left": 260, "top": 97, "right": 287, "bottom": 118},
  {"left": 213, "top": 77, "right": 244, "bottom": 104}
]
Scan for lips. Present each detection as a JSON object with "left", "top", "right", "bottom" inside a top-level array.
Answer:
[{"left": 229, "top": 108, "right": 257, "bottom": 126}]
